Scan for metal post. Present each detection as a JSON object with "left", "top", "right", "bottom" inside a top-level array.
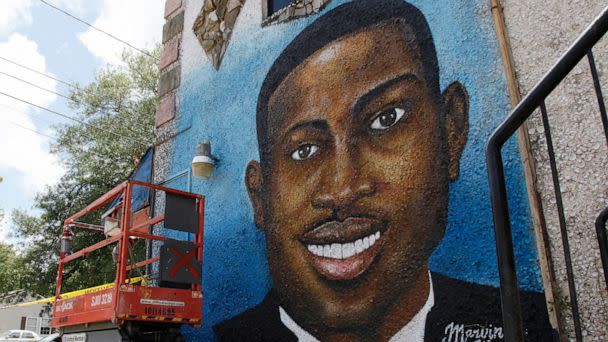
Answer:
[
  {"left": 486, "top": 142, "right": 524, "bottom": 342},
  {"left": 595, "top": 207, "right": 608, "bottom": 290}
]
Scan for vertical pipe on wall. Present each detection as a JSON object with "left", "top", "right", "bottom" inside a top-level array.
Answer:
[{"left": 489, "top": 0, "right": 563, "bottom": 334}]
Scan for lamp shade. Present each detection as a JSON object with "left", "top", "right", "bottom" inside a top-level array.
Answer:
[{"left": 192, "top": 141, "right": 215, "bottom": 179}]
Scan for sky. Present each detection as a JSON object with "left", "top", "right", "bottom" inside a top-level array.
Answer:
[{"left": 0, "top": 0, "right": 164, "bottom": 241}]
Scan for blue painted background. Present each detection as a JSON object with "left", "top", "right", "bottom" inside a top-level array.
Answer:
[{"left": 167, "top": 0, "right": 544, "bottom": 339}]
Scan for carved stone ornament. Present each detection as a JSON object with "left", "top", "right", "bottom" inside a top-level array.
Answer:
[{"left": 193, "top": 0, "right": 246, "bottom": 70}]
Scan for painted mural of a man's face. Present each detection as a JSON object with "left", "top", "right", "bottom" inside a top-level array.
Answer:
[{"left": 246, "top": 1, "right": 469, "bottom": 339}]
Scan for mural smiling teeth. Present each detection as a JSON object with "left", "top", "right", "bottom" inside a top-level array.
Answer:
[{"left": 306, "top": 231, "right": 380, "bottom": 259}]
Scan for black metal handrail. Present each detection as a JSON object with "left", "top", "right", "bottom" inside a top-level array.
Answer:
[
  {"left": 486, "top": 6, "right": 608, "bottom": 342},
  {"left": 596, "top": 207, "right": 608, "bottom": 290}
]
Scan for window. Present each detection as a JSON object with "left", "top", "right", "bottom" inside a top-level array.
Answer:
[
  {"left": 40, "top": 318, "right": 51, "bottom": 335},
  {"left": 262, "top": 0, "right": 332, "bottom": 26},
  {"left": 8, "top": 332, "right": 20, "bottom": 338},
  {"left": 268, "top": 0, "right": 294, "bottom": 15},
  {"left": 25, "top": 317, "right": 38, "bottom": 333},
  {"left": 23, "top": 332, "right": 35, "bottom": 339}
]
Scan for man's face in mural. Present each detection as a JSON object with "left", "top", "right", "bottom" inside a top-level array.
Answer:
[{"left": 246, "top": 19, "right": 469, "bottom": 338}]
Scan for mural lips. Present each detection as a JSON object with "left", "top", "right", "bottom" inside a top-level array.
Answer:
[{"left": 300, "top": 217, "right": 385, "bottom": 281}]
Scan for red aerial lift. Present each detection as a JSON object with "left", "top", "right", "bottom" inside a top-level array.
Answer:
[{"left": 50, "top": 180, "right": 204, "bottom": 341}]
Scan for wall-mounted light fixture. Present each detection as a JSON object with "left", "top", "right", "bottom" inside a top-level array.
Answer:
[{"left": 192, "top": 141, "right": 218, "bottom": 179}]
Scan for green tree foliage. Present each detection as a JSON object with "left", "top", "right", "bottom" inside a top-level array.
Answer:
[
  {"left": 0, "top": 242, "right": 24, "bottom": 294},
  {"left": 11, "top": 48, "right": 159, "bottom": 296},
  {"left": 0, "top": 176, "right": 4, "bottom": 224}
]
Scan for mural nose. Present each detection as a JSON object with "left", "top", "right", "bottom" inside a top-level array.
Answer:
[{"left": 313, "top": 163, "right": 375, "bottom": 212}]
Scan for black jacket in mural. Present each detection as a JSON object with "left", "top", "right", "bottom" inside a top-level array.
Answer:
[{"left": 213, "top": 272, "right": 557, "bottom": 342}]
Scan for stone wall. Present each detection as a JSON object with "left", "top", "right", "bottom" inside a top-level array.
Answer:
[
  {"left": 151, "top": 0, "right": 185, "bottom": 281},
  {"left": 502, "top": 1, "right": 608, "bottom": 339}
]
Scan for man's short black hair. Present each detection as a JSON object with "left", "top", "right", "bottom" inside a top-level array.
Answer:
[{"left": 256, "top": 0, "right": 440, "bottom": 163}]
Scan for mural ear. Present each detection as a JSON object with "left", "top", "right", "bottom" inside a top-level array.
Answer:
[
  {"left": 442, "top": 82, "right": 469, "bottom": 181},
  {"left": 245, "top": 160, "right": 266, "bottom": 229}
]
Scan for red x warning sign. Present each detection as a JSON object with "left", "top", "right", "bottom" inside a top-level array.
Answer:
[{"left": 160, "top": 239, "right": 201, "bottom": 285}]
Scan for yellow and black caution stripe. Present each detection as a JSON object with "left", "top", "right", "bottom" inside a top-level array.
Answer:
[
  {"left": 137, "top": 316, "right": 200, "bottom": 324},
  {"left": 0, "top": 277, "right": 144, "bottom": 309}
]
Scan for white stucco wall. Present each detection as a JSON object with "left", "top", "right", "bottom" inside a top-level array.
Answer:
[{"left": 503, "top": 1, "right": 608, "bottom": 339}]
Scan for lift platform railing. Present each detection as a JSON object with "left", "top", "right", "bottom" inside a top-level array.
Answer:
[
  {"left": 486, "top": 6, "right": 608, "bottom": 342},
  {"left": 52, "top": 180, "right": 205, "bottom": 328}
]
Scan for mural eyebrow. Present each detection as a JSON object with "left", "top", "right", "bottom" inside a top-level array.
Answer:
[
  {"left": 352, "top": 73, "right": 421, "bottom": 114},
  {"left": 284, "top": 119, "right": 329, "bottom": 136}
]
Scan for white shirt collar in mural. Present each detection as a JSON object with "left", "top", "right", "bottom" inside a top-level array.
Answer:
[
  {"left": 278, "top": 272, "right": 435, "bottom": 342},
  {"left": 279, "top": 306, "right": 320, "bottom": 342},
  {"left": 389, "top": 272, "right": 435, "bottom": 342}
]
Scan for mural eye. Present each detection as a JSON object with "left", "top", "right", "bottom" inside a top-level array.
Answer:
[
  {"left": 291, "top": 144, "right": 319, "bottom": 161},
  {"left": 369, "top": 108, "right": 407, "bottom": 130}
]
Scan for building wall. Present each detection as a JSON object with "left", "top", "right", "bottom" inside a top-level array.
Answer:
[
  {"left": 0, "top": 304, "right": 51, "bottom": 335},
  {"left": 502, "top": 1, "right": 608, "bottom": 339},
  {"left": 154, "top": 0, "right": 556, "bottom": 340}
]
